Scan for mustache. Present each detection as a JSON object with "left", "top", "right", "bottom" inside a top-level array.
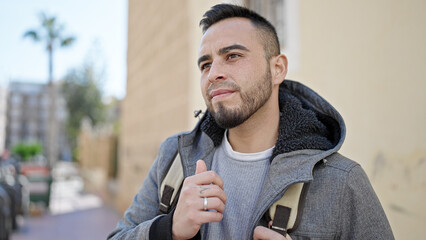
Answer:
[{"left": 207, "top": 81, "right": 240, "bottom": 95}]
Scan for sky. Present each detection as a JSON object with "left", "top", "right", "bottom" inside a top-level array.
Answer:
[{"left": 0, "top": 0, "right": 127, "bottom": 99}]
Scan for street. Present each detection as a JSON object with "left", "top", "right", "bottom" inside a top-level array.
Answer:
[{"left": 10, "top": 162, "right": 121, "bottom": 240}]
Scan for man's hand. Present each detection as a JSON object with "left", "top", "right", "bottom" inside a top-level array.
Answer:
[
  {"left": 253, "top": 226, "right": 293, "bottom": 240},
  {"left": 172, "top": 160, "right": 227, "bottom": 240}
]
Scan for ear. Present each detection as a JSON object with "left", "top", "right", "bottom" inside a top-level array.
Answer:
[{"left": 270, "top": 54, "right": 288, "bottom": 85}]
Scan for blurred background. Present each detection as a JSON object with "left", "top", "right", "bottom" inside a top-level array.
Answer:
[{"left": 0, "top": 0, "right": 424, "bottom": 239}]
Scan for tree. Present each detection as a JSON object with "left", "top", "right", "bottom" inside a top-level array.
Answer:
[
  {"left": 61, "top": 61, "right": 106, "bottom": 158},
  {"left": 12, "top": 143, "right": 43, "bottom": 162},
  {"left": 23, "top": 12, "right": 75, "bottom": 166}
]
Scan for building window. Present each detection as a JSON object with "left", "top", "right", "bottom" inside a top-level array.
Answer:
[
  {"left": 245, "top": 0, "right": 300, "bottom": 71},
  {"left": 11, "top": 94, "right": 21, "bottom": 105},
  {"left": 245, "top": 0, "right": 287, "bottom": 49}
]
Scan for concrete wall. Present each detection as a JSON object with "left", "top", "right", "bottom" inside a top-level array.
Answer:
[
  {"left": 78, "top": 119, "right": 117, "bottom": 201},
  {"left": 286, "top": 1, "right": 426, "bottom": 238}
]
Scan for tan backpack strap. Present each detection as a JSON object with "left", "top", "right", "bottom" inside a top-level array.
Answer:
[
  {"left": 269, "top": 182, "right": 306, "bottom": 235},
  {"left": 159, "top": 152, "right": 184, "bottom": 214}
]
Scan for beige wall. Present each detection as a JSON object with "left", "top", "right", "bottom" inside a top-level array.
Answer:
[
  {"left": 286, "top": 1, "right": 426, "bottom": 238},
  {"left": 119, "top": 0, "right": 425, "bottom": 238},
  {"left": 117, "top": 0, "right": 221, "bottom": 213},
  {"left": 290, "top": 0, "right": 426, "bottom": 167},
  {"left": 78, "top": 120, "right": 117, "bottom": 201}
]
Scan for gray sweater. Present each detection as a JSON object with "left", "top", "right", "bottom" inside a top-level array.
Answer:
[{"left": 206, "top": 132, "right": 272, "bottom": 239}]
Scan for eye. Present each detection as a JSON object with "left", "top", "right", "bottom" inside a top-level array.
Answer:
[
  {"left": 200, "top": 62, "right": 211, "bottom": 72},
  {"left": 227, "top": 53, "right": 241, "bottom": 60}
]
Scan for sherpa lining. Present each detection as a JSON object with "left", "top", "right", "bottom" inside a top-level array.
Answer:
[{"left": 200, "top": 81, "right": 339, "bottom": 161}]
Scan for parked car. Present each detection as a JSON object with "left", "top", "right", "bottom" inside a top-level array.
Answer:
[
  {"left": 0, "top": 155, "right": 30, "bottom": 233},
  {"left": 0, "top": 185, "right": 12, "bottom": 240},
  {"left": 2, "top": 156, "right": 29, "bottom": 216},
  {"left": 0, "top": 160, "right": 21, "bottom": 230}
]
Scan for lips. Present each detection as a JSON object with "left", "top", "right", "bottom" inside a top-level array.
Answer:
[{"left": 209, "top": 89, "right": 235, "bottom": 100}]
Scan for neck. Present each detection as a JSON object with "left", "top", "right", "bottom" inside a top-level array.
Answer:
[{"left": 227, "top": 96, "right": 280, "bottom": 153}]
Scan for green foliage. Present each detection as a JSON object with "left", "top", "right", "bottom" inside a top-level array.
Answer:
[
  {"left": 12, "top": 143, "right": 43, "bottom": 161},
  {"left": 23, "top": 12, "right": 75, "bottom": 52},
  {"left": 61, "top": 61, "right": 106, "bottom": 148},
  {"left": 72, "top": 147, "right": 79, "bottom": 163}
]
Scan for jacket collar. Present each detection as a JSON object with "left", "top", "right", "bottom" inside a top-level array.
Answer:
[
  {"left": 198, "top": 80, "right": 343, "bottom": 160},
  {"left": 179, "top": 79, "right": 345, "bottom": 175}
]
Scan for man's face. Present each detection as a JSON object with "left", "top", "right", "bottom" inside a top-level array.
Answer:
[{"left": 198, "top": 18, "right": 273, "bottom": 129}]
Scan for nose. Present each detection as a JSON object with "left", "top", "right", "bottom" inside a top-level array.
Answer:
[{"left": 207, "top": 61, "right": 226, "bottom": 83}]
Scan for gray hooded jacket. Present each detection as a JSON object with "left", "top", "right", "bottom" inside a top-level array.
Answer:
[{"left": 108, "top": 80, "right": 394, "bottom": 240}]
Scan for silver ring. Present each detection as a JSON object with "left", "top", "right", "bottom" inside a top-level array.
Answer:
[{"left": 203, "top": 197, "right": 208, "bottom": 211}]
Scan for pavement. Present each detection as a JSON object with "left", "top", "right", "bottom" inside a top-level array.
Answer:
[
  {"left": 10, "top": 162, "right": 121, "bottom": 240},
  {"left": 11, "top": 207, "right": 120, "bottom": 240}
]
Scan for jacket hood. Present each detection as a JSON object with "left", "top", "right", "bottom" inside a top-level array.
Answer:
[{"left": 198, "top": 79, "right": 346, "bottom": 161}]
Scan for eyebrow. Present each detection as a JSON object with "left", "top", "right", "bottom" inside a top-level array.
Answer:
[
  {"left": 218, "top": 44, "right": 249, "bottom": 55},
  {"left": 197, "top": 55, "right": 211, "bottom": 68},
  {"left": 197, "top": 44, "right": 250, "bottom": 67}
]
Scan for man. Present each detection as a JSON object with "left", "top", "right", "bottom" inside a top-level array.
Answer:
[{"left": 109, "top": 4, "right": 394, "bottom": 240}]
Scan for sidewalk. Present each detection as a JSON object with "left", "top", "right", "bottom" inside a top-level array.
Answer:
[
  {"left": 11, "top": 206, "right": 120, "bottom": 240},
  {"left": 10, "top": 161, "right": 121, "bottom": 240}
]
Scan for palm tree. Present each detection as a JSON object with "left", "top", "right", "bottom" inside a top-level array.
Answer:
[{"left": 24, "top": 12, "right": 75, "bottom": 166}]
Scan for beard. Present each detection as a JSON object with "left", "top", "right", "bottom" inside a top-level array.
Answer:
[{"left": 207, "top": 65, "right": 273, "bottom": 129}]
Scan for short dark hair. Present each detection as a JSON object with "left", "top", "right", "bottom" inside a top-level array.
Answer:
[{"left": 200, "top": 4, "right": 280, "bottom": 60}]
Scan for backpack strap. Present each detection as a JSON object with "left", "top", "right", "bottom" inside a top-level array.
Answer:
[
  {"left": 158, "top": 152, "right": 184, "bottom": 214},
  {"left": 269, "top": 182, "right": 309, "bottom": 235},
  {"left": 158, "top": 151, "right": 310, "bottom": 236}
]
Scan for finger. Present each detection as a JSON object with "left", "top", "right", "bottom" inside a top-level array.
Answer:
[
  {"left": 198, "top": 185, "right": 227, "bottom": 203},
  {"left": 253, "top": 226, "right": 288, "bottom": 240},
  {"left": 200, "top": 197, "right": 226, "bottom": 213},
  {"left": 268, "top": 221, "right": 292, "bottom": 240},
  {"left": 173, "top": 208, "right": 223, "bottom": 236},
  {"left": 186, "top": 171, "right": 224, "bottom": 189},
  {"left": 195, "top": 160, "right": 207, "bottom": 174},
  {"left": 199, "top": 210, "right": 223, "bottom": 223}
]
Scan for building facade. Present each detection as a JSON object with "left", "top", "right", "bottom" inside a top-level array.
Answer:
[
  {"left": 5, "top": 81, "right": 71, "bottom": 161},
  {"left": 0, "top": 87, "right": 7, "bottom": 155}
]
